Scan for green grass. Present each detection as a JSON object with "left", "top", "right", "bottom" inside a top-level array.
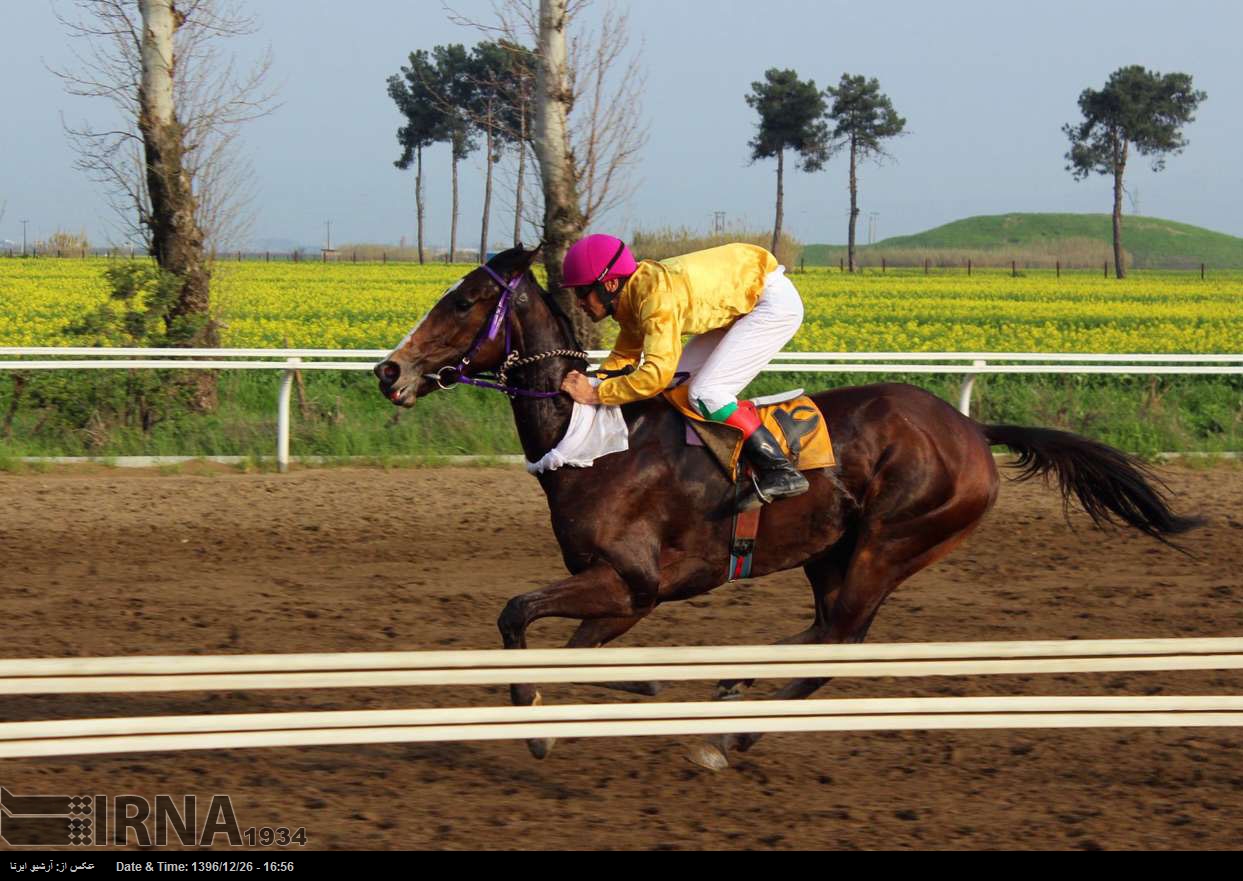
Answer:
[
  {"left": 804, "top": 213, "right": 1243, "bottom": 269},
  {"left": 0, "top": 370, "right": 522, "bottom": 460},
  {"left": 0, "top": 368, "right": 1238, "bottom": 460}
]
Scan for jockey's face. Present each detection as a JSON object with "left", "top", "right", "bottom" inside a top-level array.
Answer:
[{"left": 573, "top": 278, "right": 619, "bottom": 323}]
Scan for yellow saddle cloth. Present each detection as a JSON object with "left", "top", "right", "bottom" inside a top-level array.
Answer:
[{"left": 662, "top": 385, "right": 836, "bottom": 480}]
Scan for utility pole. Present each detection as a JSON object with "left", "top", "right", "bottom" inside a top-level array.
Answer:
[
  {"left": 712, "top": 211, "right": 726, "bottom": 235},
  {"left": 324, "top": 220, "right": 332, "bottom": 251},
  {"left": 21, "top": 219, "right": 29, "bottom": 256},
  {"left": 868, "top": 212, "right": 879, "bottom": 245}
]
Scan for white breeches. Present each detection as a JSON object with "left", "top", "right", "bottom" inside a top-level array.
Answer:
[{"left": 679, "top": 267, "right": 804, "bottom": 415}]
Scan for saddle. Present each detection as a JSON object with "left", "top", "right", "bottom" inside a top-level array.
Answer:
[
  {"left": 662, "top": 384, "right": 836, "bottom": 479},
  {"left": 662, "top": 385, "right": 836, "bottom": 583}
]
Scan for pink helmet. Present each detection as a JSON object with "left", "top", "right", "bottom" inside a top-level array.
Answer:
[{"left": 562, "top": 234, "right": 637, "bottom": 287}]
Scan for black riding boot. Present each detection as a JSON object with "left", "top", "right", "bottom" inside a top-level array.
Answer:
[{"left": 740, "top": 424, "right": 810, "bottom": 507}]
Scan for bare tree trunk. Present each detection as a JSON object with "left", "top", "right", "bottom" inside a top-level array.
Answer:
[
  {"left": 58, "top": 2, "right": 274, "bottom": 259},
  {"left": 771, "top": 148, "right": 784, "bottom": 257},
  {"left": 450, "top": 147, "right": 460, "bottom": 263},
  {"left": 1112, "top": 135, "right": 1127, "bottom": 279},
  {"left": 535, "top": 0, "right": 592, "bottom": 344},
  {"left": 480, "top": 113, "right": 494, "bottom": 264},
  {"left": 138, "top": 0, "right": 216, "bottom": 407},
  {"left": 416, "top": 144, "right": 425, "bottom": 264},
  {"left": 514, "top": 103, "right": 527, "bottom": 247},
  {"left": 847, "top": 137, "right": 859, "bottom": 273}
]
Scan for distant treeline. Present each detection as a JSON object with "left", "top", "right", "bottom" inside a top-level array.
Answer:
[
  {"left": 805, "top": 239, "right": 1132, "bottom": 271},
  {"left": 630, "top": 227, "right": 803, "bottom": 268}
]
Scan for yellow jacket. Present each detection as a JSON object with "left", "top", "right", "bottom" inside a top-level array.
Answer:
[{"left": 596, "top": 243, "right": 779, "bottom": 406}]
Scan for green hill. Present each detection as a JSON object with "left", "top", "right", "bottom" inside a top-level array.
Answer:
[{"left": 803, "top": 213, "right": 1243, "bottom": 269}]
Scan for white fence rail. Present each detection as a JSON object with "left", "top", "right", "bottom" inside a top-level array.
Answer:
[
  {"left": 2, "top": 347, "right": 1241, "bottom": 472},
  {"left": 1, "top": 638, "right": 1240, "bottom": 758}
]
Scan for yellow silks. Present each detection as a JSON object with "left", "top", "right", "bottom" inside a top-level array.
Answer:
[{"left": 596, "top": 243, "right": 779, "bottom": 406}]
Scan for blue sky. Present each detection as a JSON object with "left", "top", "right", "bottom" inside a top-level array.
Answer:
[{"left": 3, "top": 0, "right": 1240, "bottom": 249}]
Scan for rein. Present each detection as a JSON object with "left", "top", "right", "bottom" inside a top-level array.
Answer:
[{"left": 426, "top": 264, "right": 589, "bottom": 399}]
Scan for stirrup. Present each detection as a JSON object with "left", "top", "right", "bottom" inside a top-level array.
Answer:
[{"left": 748, "top": 471, "right": 774, "bottom": 505}]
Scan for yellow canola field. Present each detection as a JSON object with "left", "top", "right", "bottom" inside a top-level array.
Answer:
[{"left": 1, "top": 259, "right": 1241, "bottom": 353}]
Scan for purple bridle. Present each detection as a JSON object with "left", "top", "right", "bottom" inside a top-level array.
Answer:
[{"left": 425, "top": 264, "right": 575, "bottom": 399}]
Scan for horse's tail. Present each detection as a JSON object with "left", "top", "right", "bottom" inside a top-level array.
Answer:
[{"left": 983, "top": 424, "right": 1204, "bottom": 549}]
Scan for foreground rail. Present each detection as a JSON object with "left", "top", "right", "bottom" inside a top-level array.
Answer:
[
  {"left": 1, "top": 348, "right": 1241, "bottom": 471},
  {"left": 1, "top": 638, "right": 1240, "bottom": 758}
]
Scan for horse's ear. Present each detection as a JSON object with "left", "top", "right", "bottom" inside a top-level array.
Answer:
[
  {"left": 513, "top": 241, "right": 543, "bottom": 275},
  {"left": 487, "top": 244, "right": 543, "bottom": 277}
]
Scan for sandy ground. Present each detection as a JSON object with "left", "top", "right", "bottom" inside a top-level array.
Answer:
[{"left": 0, "top": 462, "right": 1241, "bottom": 851}]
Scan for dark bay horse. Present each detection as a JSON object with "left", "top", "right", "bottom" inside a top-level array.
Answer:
[{"left": 374, "top": 246, "right": 1201, "bottom": 764}]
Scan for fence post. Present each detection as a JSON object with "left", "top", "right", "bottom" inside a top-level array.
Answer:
[
  {"left": 1201, "top": 263, "right": 1206, "bottom": 280},
  {"left": 924, "top": 258, "right": 929, "bottom": 275},
  {"left": 958, "top": 359, "right": 986, "bottom": 417},
  {"left": 1011, "top": 260, "right": 1017, "bottom": 278},
  {"left": 1104, "top": 261, "right": 1108, "bottom": 278},
  {"left": 266, "top": 251, "right": 270, "bottom": 263},
  {"left": 882, "top": 257, "right": 886, "bottom": 274},
  {"left": 277, "top": 357, "right": 301, "bottom": 474},
  {"left": 967, "top": 259, "right": 971, "bottom": 277},
  {"left": 839, "top": 257, "right": 844, "bottom": 272},
  {"left": 1056, "top": 260, "right": 1060, "bottom": 279}
]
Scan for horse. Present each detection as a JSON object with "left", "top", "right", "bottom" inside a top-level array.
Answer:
[{"left": 373, "top": 244, "right": 1202, "bottom": 766}]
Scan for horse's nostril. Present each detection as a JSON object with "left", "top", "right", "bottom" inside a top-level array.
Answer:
[{"left": 375, "top": 361, "right": 401, "bottom": 384}]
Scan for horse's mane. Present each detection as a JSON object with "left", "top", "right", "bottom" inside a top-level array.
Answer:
[{"left": 487, "top": 245, "right": 584, "bottom": 353}]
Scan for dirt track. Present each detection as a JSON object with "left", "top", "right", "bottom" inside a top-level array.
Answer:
[{"left": 1, "top": 462, "right": 1241, "bottom": 851}]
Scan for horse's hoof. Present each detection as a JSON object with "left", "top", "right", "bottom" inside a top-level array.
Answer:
[
  {"left": 527, "top": 737, "right": 556, "bottom": 759},
  {"left": 686, "top": 741, "right": 729, "bottom": 771}
]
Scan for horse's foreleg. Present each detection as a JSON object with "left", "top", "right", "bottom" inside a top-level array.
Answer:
[
  {"left": 718, "top": 517, "right": 983, "bottom": 758},
  {"left": 568, "top": 616, "right": 663, "bottom": 696},
  {"left": 690, "top": 560, "right": 841, "bottom": 769},
  {"left": 715, "top": 556, "right": 844, "bottom": 699},
  {"left": 497, "top": 563, "right": 651, "bottom": 758},
  {"left": 498, "top": 563, "right": 640, "bottom": 692},
  {"left": 578, "top": 552, "right": 719, "bottom": 696}
]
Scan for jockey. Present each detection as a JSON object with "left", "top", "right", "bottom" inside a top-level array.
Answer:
[{"left": 559, "top": 234, "right": 810, "bottom": 505}]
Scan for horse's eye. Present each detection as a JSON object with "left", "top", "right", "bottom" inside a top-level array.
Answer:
[{"left": 455, "top": 298, "right": 472, "bottom": 313}]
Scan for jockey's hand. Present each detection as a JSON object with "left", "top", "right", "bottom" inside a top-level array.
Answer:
[{"left": 560, "top": 370, "right": 601, "bottom": 405}]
